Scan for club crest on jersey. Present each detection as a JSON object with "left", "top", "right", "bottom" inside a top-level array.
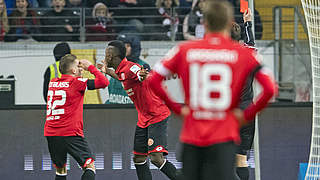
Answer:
[
  {"left": 130, "top": 65, "right": 140, "bottom": 74},
  {"left": 156, "top": 146, "right": 163, "bottom": 151}
]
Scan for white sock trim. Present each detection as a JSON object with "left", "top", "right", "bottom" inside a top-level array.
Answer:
[
  {"left": 85, "top": 167, "right": 96, "bottom": 174},
  {"left": 56, "top": 172, "right": 67, "bottom": 176},
  {"left": 159, "top": 159, "right": 167, "bottom": 170},
  {"left": 134, "top": 160, "right": 147, "bottom": 165}
]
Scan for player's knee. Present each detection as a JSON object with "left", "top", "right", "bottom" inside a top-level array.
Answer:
[
  {"left": 56, "top": 166, "right": 67, "bottom": 175},
  {"left": 236, "top": 154, "right": 248, "bottom": 167},
  {"left": 149, "top": 152, "right": 164, "bottom": 168},
  {"left": 133, "top": 154, "right": 147, "bottom": 164}
]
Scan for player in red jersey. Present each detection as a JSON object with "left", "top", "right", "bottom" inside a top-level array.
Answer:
[
  {"left": 101, "top": 40, "right": 178, "bottom": 180},
  {"left": 148, "top": 1, "right": 277, "bottom": 180},
  {"left": 44, "top": 54, "right": 109, "bottom": 180}
]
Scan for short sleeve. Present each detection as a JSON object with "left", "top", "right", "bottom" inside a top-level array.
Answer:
[{"left": 154, "top": 45, "right": 181, "bottom": 77}]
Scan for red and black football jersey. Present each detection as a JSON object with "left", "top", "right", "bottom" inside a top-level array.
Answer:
[{"left": 115, "top": 58, "right": 171, "bottom": 128}]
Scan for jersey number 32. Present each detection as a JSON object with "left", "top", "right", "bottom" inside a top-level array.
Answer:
[{"left": 47, "top": 90, "right": 66, "bottom": 116}]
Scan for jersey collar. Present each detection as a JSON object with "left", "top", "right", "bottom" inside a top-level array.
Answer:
[{"left": 115, "top": 57, "right": 128, "bottom": 75}]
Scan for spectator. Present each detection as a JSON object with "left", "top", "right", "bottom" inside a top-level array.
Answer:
[
  {"left": 66, "top": 0, "right": 85, "bottom": 16},
  {"left": 35, "top": 0, "right": 51, "bottom": 8},
  {"left": 41, "top": 0, "right": 79, "bottom": 41},
  {"left": 113, "top": 0, "right": 145, "bottom": 37},
  {"left": 155, "top": 0, "right": 179, "bottom": 40},
  {"left": 4, "top": 0, "right": 14, "bottom": 15},
  {"left": 0, "top": 0, "right": 9, "bottom": 41},
  {"left": 4, "top": 0, "right": 41, "bottom": 42},
  {"left": 86, "top": 0, "right": 115, "bottom": 8},
  {"left": 66, "top": 0, "right": 85, "bottom": 8},
  {"left": 182, "top": 0, "right": 205, "bottom": 40},
  {"left": 86, "top": 2, "right": 116, "bottom": 41}
]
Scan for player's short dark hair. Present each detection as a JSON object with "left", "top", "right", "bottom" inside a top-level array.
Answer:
[
  {"left": 203, "top": 0, "right": 234, "bottom": 32},
  {"left": 53, "top": 42, "right": 71, "bottom": 61},
  {"left": 231, "top": 22, "right": 241, "bottom": 41},
  {"left": 108, "top": 40, "right": 126, "bottom": 60},
  {"left": 59, "top": 54, "right": 77, "bottom": 74}
]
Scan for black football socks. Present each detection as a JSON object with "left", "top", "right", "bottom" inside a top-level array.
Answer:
[
  {"left": 160, "top": 160, "right": 178, "bottom": 180},
  {"left": 135, "top": 160, "right": 152, "bottom": 180},
  {"left": 236, "top": 167, "right": 249, "bottom": 180},
  {"left": 81, "top": 169, "right": 95, "bottom": 180},
  {"left": 55, "top": 174, "right": 66, "bottom": 180}
]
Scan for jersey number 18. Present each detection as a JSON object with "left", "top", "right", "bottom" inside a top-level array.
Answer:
[{"left": 190, "top": 63, "right": 232, "bottom": 110}]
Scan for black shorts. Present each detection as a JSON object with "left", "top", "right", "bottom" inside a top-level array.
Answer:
[
  {"left": 236, "top": 121, "right": 255, "bottom": 155},
  {"left": 182, "top": 142, "right": 237, "bottom": 180},
  {"left": 46, "top": 136, "right": 94, "bottom": 169},
  {"left": 133, "top": 117, "right": 169, "bottom": 156}
]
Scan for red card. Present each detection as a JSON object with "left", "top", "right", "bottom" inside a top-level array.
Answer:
[{"left": 240, "top": 0, "right": 248, "bottom": 13}]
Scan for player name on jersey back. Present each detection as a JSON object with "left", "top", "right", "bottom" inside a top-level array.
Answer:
[
  {"left": 49, "top": 82, "right": 70, "bottom": 88},
  {"left": 187, "top": 49, "right": 238, "bottom": 63}
]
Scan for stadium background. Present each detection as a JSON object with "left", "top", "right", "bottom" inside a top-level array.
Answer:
[{"left": 0, "top": 0, "right": 314, "bottom": 179}]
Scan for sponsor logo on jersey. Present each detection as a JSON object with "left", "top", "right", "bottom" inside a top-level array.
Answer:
[
  {"left": 46, "top": 116, "right": 61, "bottom": 121},
  {"left": 49, "top": 82, "right": 70, "bottom": 88},
  {"left": 130, "top": 65, "right": 140, "bottom": 74}
]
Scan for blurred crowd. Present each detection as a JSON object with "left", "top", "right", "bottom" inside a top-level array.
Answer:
[{"left": 0, "top": 0, "right": 263, "bottom": 42}]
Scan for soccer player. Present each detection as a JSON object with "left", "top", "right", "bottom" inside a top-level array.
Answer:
[
  {"left": 231, "top": 8, "right": 259, "bottom": 180},
  {"left": 101, "top": 40, "right": 178, "bottom": 180},
  {"left": 44, "top": 54, "right": 109, "bottom": 180},
  {"left": 148, "top": 1, "right": 277, "bottom": 180}
]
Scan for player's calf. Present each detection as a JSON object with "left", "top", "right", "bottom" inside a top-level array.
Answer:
[
  {"left": 81, "top": 160, "right": 96, "bottom": 180},
  {"left": 150, "top": 152, "right": 178, "bottom": 180},
  {"left": 133, "top": 154, "right": 152, "bottom": 180},
  {"left": 55, "top": 166, "right": 67, "bottom": 180},
  {"left": 236, "top": 154, "right": 249, "bottom": 180}
]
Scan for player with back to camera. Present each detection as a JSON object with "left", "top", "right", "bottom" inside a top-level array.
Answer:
[
  {"left": 99, "top": 40, "right": 179, "bottom": 180},
  {"left": 44, "top": 54, "right": 109, "bottom": 180},
  {"left": 231, "top": 8, "right": 259, "bottom": 180},
  {"left": 148, "top": 1, "right": 277, "bottom": 180}
]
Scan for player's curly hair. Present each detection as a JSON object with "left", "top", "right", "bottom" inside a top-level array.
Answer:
[{"left": 231, "top": 22, "right": 241, "bottom": 41}]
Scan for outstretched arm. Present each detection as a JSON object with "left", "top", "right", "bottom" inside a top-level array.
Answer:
[{"left": 243, "top": 8, "right": 255, "bottom": 47}]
